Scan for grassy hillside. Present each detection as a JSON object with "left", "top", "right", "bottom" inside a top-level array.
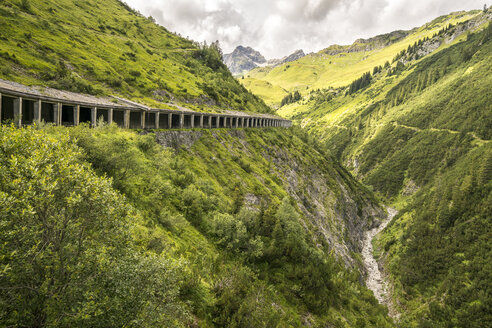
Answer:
[
  {"left": 0, "top": 124, "right": 395, "bottom": 327},
  {"left": 0, "top": 0, "right": 270, "bottom": 113},
  {"left": 275, "top": 15, "right": 492, "bottom": 327},
  {"left": 242, "top": 10, "right": 482, "bottom": 106}
]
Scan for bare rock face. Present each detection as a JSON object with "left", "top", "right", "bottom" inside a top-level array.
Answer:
[
  {"left": 223, "top": 46, "right": 267, "bottom": 75},
  {"left": 266, "top": 49, "right": 306, "bottom": 67},
  {"left": 154, "top": 130, "right": 385, "bottom": 268},
  {"left": 154, "top": 130, "right": 203, "bottom": 151},
  {"left": 320, "top": 30, "right": 411, "bottom": 56},
  {"left": 223, "top": 47, "right": 305, "bottom": 75}
]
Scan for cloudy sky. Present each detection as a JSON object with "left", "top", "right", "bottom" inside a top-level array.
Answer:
[{"left": 125, "top": 0, "right": 485, "bottom": 58}]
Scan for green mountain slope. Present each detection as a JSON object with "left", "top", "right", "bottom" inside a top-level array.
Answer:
[
  {"left": 271, "top": 13, "right": 491, "bottom": 327},
  {"left": 0, "top": 124, "right": 394, "bottom": 327},
  {"left": 242, "top": 10, "right": 482, "bottom": 106},
  {"left": 0, "top": 0, "right": 269, "bottom": 113}
]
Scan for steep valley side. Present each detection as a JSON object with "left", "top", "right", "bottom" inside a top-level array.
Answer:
[
  {"left": 0, "top": 125, "right": 395, "bottom": 327},
  {"left": 273, "top": 15, "right": 491, "bottom": 327}
]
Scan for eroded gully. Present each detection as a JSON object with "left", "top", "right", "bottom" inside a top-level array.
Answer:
[{"left": 362, "top": 207, "right": 399, "bottom": 318}]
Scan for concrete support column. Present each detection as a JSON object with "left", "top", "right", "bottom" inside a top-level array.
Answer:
[
  {"left": 34, "top": 99, "right": 41, "bottom": 124},
  {"left": 74, "top": 105, "right": 80, "bottom": 126},
  {"left": 180, "top": 113, "right": 184, "bottom": 129},
  {"left": 191, "top": 115, "right": 195, "bottom": 129},
  {"left": 223, "top": 117, "right": 227, "bottom": 128},
  {"left": 141, "top": 111, "right": 145, "bottom": 129},
  {"left": 124, "top": 110, "right": 130, "bottom": 129},
  {"left": 13, "top": 97, "right": 22, "bottom": 127},
  {"left": 108, "top": 108, "right": 113, "bottom": 126},
  {"left": 200, "top": 115, "right": 204, "bottom": 128},
  {"left": 91, "top": 107, "right": 97, "bottom": 127},
  {"left": 53, "top": 103, "right": 59, "bottom": 126},
  {"left": 168, "top": 113, "right": 172, "bottom": 129},
  {"left": 236, "top": 117, "right": 239, "bottom": 128},
  {"left": 155, "top": 112, "right": 160, "bottom": 129},
  {"left": 208, "top": 116, "right": 212, "bottom": 128}
]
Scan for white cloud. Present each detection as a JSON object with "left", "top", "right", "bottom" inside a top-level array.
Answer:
[{"left": 124, "top": 0, "right": 484, "bottom": 58}]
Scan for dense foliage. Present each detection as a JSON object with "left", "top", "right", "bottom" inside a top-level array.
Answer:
[
  {"left": 347, "top": 72, "right": 372, "bottom": 95},
  {"left": 0, "top": 124, "right": 394, "bottom": 327},
  {"left": 280, "top": 91, "right": 302, "bottom": 107},
  {"left": 0, "top": 126, "right": 191, "bottom": 327},
  {"left": 281, "top": 17, "right": 491, "bottom": 327},
  {"left": 0, "top": 0, "right": 270, "bottom": 113}
]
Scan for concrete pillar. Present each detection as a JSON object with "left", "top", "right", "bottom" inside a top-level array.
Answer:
[
  {"left": 223, "top": 117, "right": 227, "bottom": 128},
  {"left": 208, "top": 116, "right": 212, "bottom": 128},
  {"left": 235, "top": 117, "right": 239, "bottom": 128},
  {"left": 108, "top": 108, "right": 113, "bottom": 126},
  {"left": 53, "top": 103, "right": 59, "bottom": 126},
  {"left": 200, "top": 115, "right": 204, "bottom": 128},
  {"left": 74, "top": 104, "right": 80, "bottom": 126},
  {"left": 33, "top": 99, "right": 41, "bottom": 124},
  {"left": 13, "top": 97, "right": 22, "bottom": 127},
  {"left": 155, "top": 112, "right": 160, "bottom": 129},
  {"left": 180, "top": 113, "right": 184, "bottom": 129},
  {"left": 124, "top": 110, "right": 130, "bottom": 129},
  {"left": 168, "top": 113, "right": 173, "bottom": 129},
  {"left": 141, "top": 111, "right": 146, "bottom": 129},
  {"left": 191, "top": 115, "right": 195, "bottom": 129},
  {"left": 91, "top": 107, "right": 97, "bottom": 127}
]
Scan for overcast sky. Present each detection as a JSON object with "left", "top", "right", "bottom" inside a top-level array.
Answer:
[{"left": 124, "top": 0, "right": 485, "bottom": 58}]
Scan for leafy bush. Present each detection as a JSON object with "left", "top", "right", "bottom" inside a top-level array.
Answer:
[{"left": 0, "top": 126, "right": 190, "bottom": 327}]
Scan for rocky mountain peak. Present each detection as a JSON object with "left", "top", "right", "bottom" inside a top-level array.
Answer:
[{"left": 224, "top": 46, "right": 306, "bottom": 75}]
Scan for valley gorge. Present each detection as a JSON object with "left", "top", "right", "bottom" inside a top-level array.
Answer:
[{"left": 0, "top": 1, "right": 490, "bottom": 327}]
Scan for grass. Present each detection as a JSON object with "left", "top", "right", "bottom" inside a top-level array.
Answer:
[
  {"left": 276, "top": 17, "right": 492, "bottom": 327},
  {"left": 0, "top": 0, "right": 270, "bottom": 113},
  {"left": 241, "top": 10, "right": 481, "bottom": 106}
]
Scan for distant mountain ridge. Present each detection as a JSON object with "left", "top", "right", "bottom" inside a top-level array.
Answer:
[{"left": 223, "top": 46, "right": 305, "bottom": 75}]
